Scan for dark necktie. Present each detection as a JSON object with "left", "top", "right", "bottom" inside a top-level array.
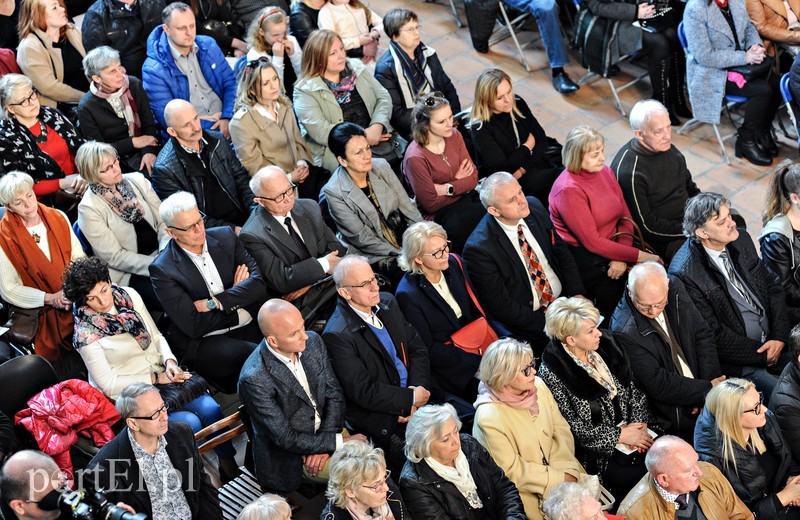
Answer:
[
  {"left": 517, "top": 224, "right": 555, "bottom": 309},
  {"left": 675, "top": 493, "right": 689, "bottom": 510},
  {"left": 285, "top": 216, "right": 311, "bottom": 261},
  {"left": 719, "top": 250, "right": 760, "bottom": 313}
]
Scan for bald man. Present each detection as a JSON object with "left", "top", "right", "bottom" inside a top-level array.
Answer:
[
  {"left": 238, "top": 299, "right": 364, "bottom": 493},
  {"left": 618, "top": 436, "right": 753, "bottom": 519},
  {"left": 151, "top": 99, "right": 254, "bottom": 233}
]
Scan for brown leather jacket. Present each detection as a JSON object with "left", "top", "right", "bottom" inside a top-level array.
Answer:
[
  {"left": 745, "top": 0, "right": 800, "bottom": 52},
  {"left": 617, "top": 462, "right": 754, "bottom": 520}
]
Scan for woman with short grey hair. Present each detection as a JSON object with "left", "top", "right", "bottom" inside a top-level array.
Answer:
[
  {"left": 541, "top": 481, "right": 604, "bottom": 520},
  {"left": 399, "top": 403, "right": 525, "bottom": 519},
  {"left": 77, "top": 46, "right": 160, "bottom": 175},
  {"left": 396, "top": 221, "right": 506, "bottom": 402}
]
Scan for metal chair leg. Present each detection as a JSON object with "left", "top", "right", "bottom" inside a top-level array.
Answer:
[
  {"left": 449, "top": 0, "right": 464, "bottom": 27},
  {"left": 711, "top": 124, "right": 731, "bottom": 164},
  {"left": 498, "top": 3, "right": 531, "bottom": 72},
  {"left": 607, "top": 79, "right": 626, "bottom": 116}
]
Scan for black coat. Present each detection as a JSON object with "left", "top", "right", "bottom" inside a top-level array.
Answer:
[
  {"left": 322, "top": 293, "right": 430, "bottom": 447},
  {"left": 770, "top": 362, "right": 800, "bottom": 463},
  {"left": 759, "top": 219, "right": 800, "bottom": 324},
  {"left": 80, "top": 0, "right": 164, "bottom": 78},
  {"left": 694, "top": 406, "right": 799, "bottom": 519},
  {"left": 84, "top": 422, "right": 222, "bottom": 520},
  {"left": 77, "top": 76, "right": 160, "bottom": 169},
  {"left": 398, "top": 434, "right": 526, "bottom": 520},
  {"left": 151, "top": 130, "right": 255, "bottom": 230},
  {"left": 462, "top": 197, "right": 585, "bottom": 353},
  {"left": 668, "top": 233, "right": 790, "bottom": 375},
  {"left": 289, "top": 1, "right": 319, "bottom": 48},
  {"left": 609, "top": 277, "right": 722, "bottom": 441}
]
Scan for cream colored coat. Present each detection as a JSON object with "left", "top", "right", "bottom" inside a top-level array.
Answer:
[
  {"left": 17, "top": 27, "right": 86, "bottom": 107},
  {"left": 472, "top": 378, "right": 585, "bottom": 520},
  {"left": 229, "top": 101, "right": 314, "bottom": 176},
  {"left": 77, "top": 172, "right": 169, "bottom": 285}
]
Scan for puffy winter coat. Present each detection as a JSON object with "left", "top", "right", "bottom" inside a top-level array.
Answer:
[{"left": 15, "top": 379, "right": 119, "bottom": 476}]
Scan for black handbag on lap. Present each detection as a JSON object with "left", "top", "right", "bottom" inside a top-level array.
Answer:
[
  {"left": 728, "top": 56, "right": 773, "bottom": 81},
  {"left": 156, "top": 374, "right": 211, "bottom": 411}
]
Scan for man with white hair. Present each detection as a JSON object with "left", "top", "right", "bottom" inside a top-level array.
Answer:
[
  {"left": 611, "top": 99, "right": 701, "bottom": 261},
  {"left": 149, "top": 191, "right": 266, "bottom": 392},
  {"left": 610, "top": 262, "right": 725, "bottom": 442},
  {"left": 618, "top": 436, "right": 753, "bottom": 519}
]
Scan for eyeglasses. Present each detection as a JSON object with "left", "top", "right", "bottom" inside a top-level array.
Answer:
[
  {"left": 424, "top": 241, "right": 451, "bottom": 259},
  {"left": 423, "top": 91, "right": 445, "bottom": 107},
  {"left": 344, "top": 275, "right": 386, "bottom": 289},
  {"left": 130, "top": 403, "right": 169, "bottom": 421},
  {"left": 168, "top": 212, "right": 206, "bottom": 232},
  {"left": 256, "top": 183, "right": 297, "bottom": 204},
  {"left": 633, "top": 297, "right": 668, "bottom": 313},
  {"left": 743, "top": 393, "right": 763, "bottom": 415},
  {"left": 7, "top": 89, "right": 39, "bottom": 108},
  {"left": 522, "top": 358, "right": 538, "bottom": 377},
  {"left": 99, "top": 155, "right": 120, "bottom": 175},
  {"left": 362, "top": 470, "right": 391, "bottom": 493},
  {"left": 400, "top": 24, "right": 421, "bottom": 33}
]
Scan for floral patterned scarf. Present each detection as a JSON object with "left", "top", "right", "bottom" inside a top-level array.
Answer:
[
  {"left": 89, "top": 177, "right": 145, "bottom": 223},
  {"left": 73, "top": 284, "right": 151, "bottom": 350},
  {"left": 324, "top": 65, "right": 358, "bottom": 105}
]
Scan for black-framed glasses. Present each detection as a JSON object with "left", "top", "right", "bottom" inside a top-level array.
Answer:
[
  {"left": 522, "top": 358, "right": 539, "bottom": 377},
  {"left": 362, "top": 470, "right": 391, "bottom": 493},
  {"left": 423, "top": 91, "right": 445, "bottom": 107},
  {"left": 344, "top": 275, "right": 386, "bottom": 289},
  {"left": 256, "top": 183, "right": 297, "bottom": 204},
  {"left": 99, "top": 155, "right": 120, "bottom": 175},
  {"left": 130, "top": 403, "right": 169, "bottom": 421},
  {"left": 743, "top": 393, "right": 763, "bottom": 415},
  {"left": 168, "top": 212, "right": 206, "bottom": 232},
  {"left": 425, "top": 241, "right": 451, "bottom": 259},
  {"left": 8, "top": 89, "right": 39, "bottom": 108}
]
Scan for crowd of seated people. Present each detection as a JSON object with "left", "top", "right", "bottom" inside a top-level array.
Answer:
[{"left": 5, "top": 0, "right": 800, "bottom": 517}]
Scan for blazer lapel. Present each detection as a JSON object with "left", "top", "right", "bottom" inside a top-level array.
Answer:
[
  {"left": 340, "top": 173, "right": 383, "bottom": 236},
  {"left": 291, "top": 204, "right": 319, "bottom": 257},
  {"left": 261, "top": 345, "right": 315, "bottom": 407},
  {"left": 263, "top": 208, "right": 303, "bottom": 258},
  {"left": 418, "top": 277, "right": 461, "bottom": 329},
  {"left": 488, "top": 218, "right": 534, "bottom": 297}
]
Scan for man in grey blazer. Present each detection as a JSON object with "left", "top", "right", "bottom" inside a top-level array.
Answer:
[
  {"left": 240, "top": 166, "right": 345, "bottom": 319},
  {"left": 238, "top": 299, "right": 366, "bottom": 493}
]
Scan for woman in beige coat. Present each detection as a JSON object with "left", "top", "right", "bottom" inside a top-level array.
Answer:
[
  {"left": 473, "top": 338, "right": 585, "bottom": 520},
  {"left": 16, "top": 0, "right": 87, "bottom": 108}
]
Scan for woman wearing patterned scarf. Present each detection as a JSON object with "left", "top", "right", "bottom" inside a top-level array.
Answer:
[
  {"left": 77, "top": 46, "right": 160, "bottom": 174},
  {"left": 75, "top": 141, "right": 168, "bottom": 312},
  {"left": 62, "top": 256, "right": 241, "bottom": 482}
]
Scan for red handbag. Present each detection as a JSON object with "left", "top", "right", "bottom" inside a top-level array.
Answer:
[{"left": 449, "top": 255, "right": 498, "bottom": 355}]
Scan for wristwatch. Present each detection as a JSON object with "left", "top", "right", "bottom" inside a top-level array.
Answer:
[
  {"left": 206, "top": 298, "right": 217, "bottom": 310},
  {"left": 446, "top": 183, "right": 455, "bottom": 196}
]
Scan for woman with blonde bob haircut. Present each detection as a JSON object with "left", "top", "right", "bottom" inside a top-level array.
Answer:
[
  {"left": 472, "top": 338, "right": 584, "bottom": 519},
  {"left": 321, "top": 441, "right": 410, "bottom": 519},
  {"left": 549, "top": 126, "right": 662, "bottom": 318},
  {"left": 398, "top": 403, "right": 526, "bottom": 519},
  {"left": 468, "top": 68, "right": 561, "bottom": 205},
  {"left": 396, "top": 221, "right": 506, "bottom": 402},
  {"left": 694, "top": 377, "right": 800, "bottom": 518},
  {"left": 235, "top": 494, "right": 291, "bottom": 520},
  {"left": 538, "top": 296, "right": 655, "bottom": 501}
]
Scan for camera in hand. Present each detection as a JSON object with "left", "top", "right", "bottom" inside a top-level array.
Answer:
[{"left": 41, "top": 485, "right": 146, "bottom": 520}]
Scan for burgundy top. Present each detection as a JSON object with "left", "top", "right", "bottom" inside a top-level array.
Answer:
[
  {"left": 402, "top": 129, "right": 477, "bottom": 218},
  {"left": 548, "top": 164, "right": 638, "bottom": 263},
  {"left": 30, "top": 123, "right": 74, "bottom": 198}
]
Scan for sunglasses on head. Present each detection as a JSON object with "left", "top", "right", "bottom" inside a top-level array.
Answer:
[
  {"left": 423, "top": 92, "right": 445, "bottom": 107},
  {"left": 245, "top": 56, "right": 271, "bottom": 71}
]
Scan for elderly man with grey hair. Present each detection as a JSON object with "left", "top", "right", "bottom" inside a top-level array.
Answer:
[
  {"left": 462, "top": 172, "right": 584, "bottom": 354},
  {"left": 149, "top": 191, "right": 265, "bottom": 393},
  {"left": 77, "top": 46, "right": 160, "bottom": 174},
  {"left": 323, "top": 254, "right": 431, "bottom": 474},
  {"left": 239, "top": 165, "right": 344, "bottom": 319},
  {"left": 610, "top": 261, "right": 725, "bottom": 442},
  {"left": 617, "top": 436, "right": 753, "bottom": 519},
  {"left": 610, "top": 99, "right": 700, "bottom": 262},
  {"left": 541, "top": 481, "right": 606, "bottom": 520},
  {"left": 84, "top": 382, "right": 222, "bottom": 520},
  {"left": 668, "top": 192, "right": 790, "bottom": 402}
]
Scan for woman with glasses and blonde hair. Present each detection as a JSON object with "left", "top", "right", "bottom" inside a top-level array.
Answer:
[
  {"left": 469, "top": 68, "right": 561, "bottom": 206},
  {"left": 396, "top": 221, "right": 506, "bottom": 403},
  {"left": 75, "top": 141, "right": 168, "bottom": 312},
  {"left": 230, "top": 55, "right": 329, "bottom": 200},
  {"left": 694, "top": 377, "right": 800, "bottom": 518},
  {"left": 245, "top": 7, "right": 302, "bottom": 99},
  {"left": 472, "top": 337, "right": 585, "bottom": 519},
  {"left": 538, "top": 296, "right": 656, "bottom": 502},
  {"left": 321, "top": 440, "right": 409, "bottom": 520},
  {"left": 402, "top": 92, "right": 483, "bottom": 254}
]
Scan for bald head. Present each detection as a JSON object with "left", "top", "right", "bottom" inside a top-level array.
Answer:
[
  {"left": 1, "top": 451, "right": 62, "bottom": 518},
  {"left": 646, "top": 436, "right": 703, "bottom": 494},
  {"left": 164, "top": 99, "right": 194, "bottom": 128},
  {"left": 250, "top": 166, "right": 289, "bottom": 198},
  {"left": 258, "top": 298, "right": 300, "bottom": 337}
]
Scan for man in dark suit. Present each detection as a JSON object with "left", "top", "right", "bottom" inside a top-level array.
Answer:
[
  {"left": 84, "top": 383, "right": 221, "bottom": 520},
  {"left": 322, "top": 255, "right": 431, "bottom": 473},
  {"left": 463, "top": 172, "right": 584, "bottom": 354},
  {"left": 669, "top": 192, "right": 790, "bottom": 401},
  {"left": 150, "top": 191, "right": 266, "bottom": 393},
  {"left": 240, "top": 166, "right": 345, "bottom": 320},
  {"left": 238, "top": 299, "right": 366, "bottom": 492}
]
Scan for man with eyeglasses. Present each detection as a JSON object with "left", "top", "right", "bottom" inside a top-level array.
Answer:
[
  {"left": 610, "top": 262, "right": 725, "bottom": 442},
  {"left": 149, "top": 191, "right": 266, "bottom": 393},
  {"left": 240, "top": 165, "right": 345, "bottom": 321},
  {"left": 322, "top": 255, "right": 431, "bottom": 475},
  {"left": 151, "top": 99, "right": 254, "bottom": 234},
  {"left": 84, "top": 382, "right": 221, "bottom": 520}
]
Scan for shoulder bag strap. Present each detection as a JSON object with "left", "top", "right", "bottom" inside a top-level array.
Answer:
[
  {"left": 32, "top": 31, "right": 58, "bottom": 77},
  {"left": 451, "top": 253, "right": 488, "bottom": 318}
]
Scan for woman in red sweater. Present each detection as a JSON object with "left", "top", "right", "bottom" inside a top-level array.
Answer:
[
  {"left": 402, "top": 92, "right": 484, "bottom": 253},
  {"left": 548, "top": 126, "right": 661, "bottom": 317}
]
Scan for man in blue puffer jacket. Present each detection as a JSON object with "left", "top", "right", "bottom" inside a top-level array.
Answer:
[{"left": 142, "top": 2, "right": 236, "bottom": 141}]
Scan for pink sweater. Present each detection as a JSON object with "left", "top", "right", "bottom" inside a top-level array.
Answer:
[
  {"left": 402, "top": 129, "right": 478, "bottom": 218},
  {"left": 548, "top": 165, "right": 638, "bottom": 263}
]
